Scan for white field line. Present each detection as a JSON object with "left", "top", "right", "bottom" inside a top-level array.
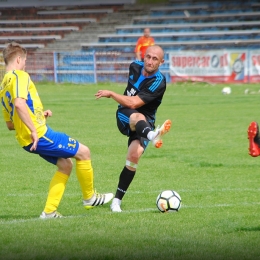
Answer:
[
  {"left": 1, "top": 188, "right": 259, "bottom": 224},
  {"left": 130, "top": 188, "right": 260, "bottom": 193},
  {"left": 5, "top": 187, "right": 260, "bottom": 197},
  {"left": 0, "top": 202, "right": 260, "bottom": 225}
]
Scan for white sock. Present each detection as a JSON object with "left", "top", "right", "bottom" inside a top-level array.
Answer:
[
  {"left": 147, "top": 130, "right": 158, "bottom": 141},
  {"left": 112, "top": 198, "right": 121, "bottom": 205}
]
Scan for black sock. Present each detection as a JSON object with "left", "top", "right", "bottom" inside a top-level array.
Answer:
[
  {"left": 135, "top": 120, "right": 151, "bottom": 138},
  {"left": 255, "top": 123, "right": 260, "bottom": 146},
  {"left": 115, "top": 166, "right": 136, "bottom": 200}
]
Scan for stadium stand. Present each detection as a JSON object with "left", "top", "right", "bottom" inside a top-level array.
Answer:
[
  {"left": 1, "top": 26, "right": 79, "bottom": 33},
  {"left": 80, "top": 38, "right": 260, "bottom": 49},
  {"left": 0, "top": 0, "right": 135, "bottom": 7},
  {"left": 0, "top": 18, "right": 96, "bottom": 25},
  {"left": 0, "top": 35, "right": 61, "bottom": 41},
  {"left": 252, "top": 2, "right": 260, "bottom": 6},
  {"left": 0, "top": 26, "right": 79, "bottom": 41},
  {"left": 0, "top": 43, "right": 44, "bottom": 49},
  {"left": 37, "top": 9, "right": 114, "bottom": 15},
  {"left": 1, "top": 0, "right": 260, "bottom": 83},
  {"left": 0, "top": 0, "right": 137, "bottom": 50},
  {"left": 97, "top": 30, "right": 260, "bottom": 42},
  {"left": 115, "top": 21, "right": 260, "bottom": 33},
  {"left": 36, "top": 4, "right": 151, "bottom": 51},
  {"left": 132, "top": 12, "right": 260, "bottom": 24},
  {"left": 80, "top": 0, "right": 260, "bottom": 53}
]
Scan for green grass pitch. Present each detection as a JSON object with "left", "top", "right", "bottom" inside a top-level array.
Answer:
[{"left": 0, "top": 81, "right": 260, "bottom": 260}]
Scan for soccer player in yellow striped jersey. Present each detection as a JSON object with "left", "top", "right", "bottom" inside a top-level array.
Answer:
[
  {"left": 1, "top": 68, "right": 47, "bottom": 147},
  {"left": 0, "top": 42, "right": 113, "bottom": 218}
]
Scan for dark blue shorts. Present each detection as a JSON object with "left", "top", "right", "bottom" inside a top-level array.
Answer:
[
  {"left": 116, "top": 107, "right": 154, "bottom": 150},
  {"left": 23, "top": 126, "right": 79, "bottom": 165}
]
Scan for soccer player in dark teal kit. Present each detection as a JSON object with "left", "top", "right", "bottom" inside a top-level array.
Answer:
[{"left": 95, "top": 45, "right": 171, "bottom": 212}]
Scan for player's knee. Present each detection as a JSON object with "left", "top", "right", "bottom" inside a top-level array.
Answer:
[
  {"left": 130, "top": 113, "right": 146, "bottom": 125},
  {"left": 127, "top": 153, "right": 140, "bottom": 164},
  {"left": 74, "top": 143, "right": 91, "bottom": 160},
  {"left": 57, "top": 158, "right": 73, "bottom": 175}
]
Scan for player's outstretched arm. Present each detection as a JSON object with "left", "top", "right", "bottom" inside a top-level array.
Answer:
[
  {"left": 95, "top": 89, "right": 113, "bottom": 99},
  {"left": 95, "top": 90, "right": 145, "bottom": 109}
]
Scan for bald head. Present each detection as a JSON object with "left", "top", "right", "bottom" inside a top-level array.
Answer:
[
  {"left": 143, "top": 45, "right": 165, "bottom": 76},
  {"left": 146, "top": 45, "right": 164, "bottom": 60}
]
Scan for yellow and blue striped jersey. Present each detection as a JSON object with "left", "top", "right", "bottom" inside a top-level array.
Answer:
[{"left": 0, "top": 70, "right": 47, "bottom": 147}]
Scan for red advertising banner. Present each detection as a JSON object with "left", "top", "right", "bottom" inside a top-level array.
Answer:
[
  {"left": 169, "top": 50, "right": 249, "bottom": 83},
  {"left": 249, "top": 50, "right": 260, "bottom": 83}
]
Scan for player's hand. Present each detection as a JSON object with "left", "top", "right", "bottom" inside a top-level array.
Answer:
[
  {"left": 30, "top": 131, "right": 39, "bottom": 151},
  {"left": 95, "top": 90, "right": 111, "bottom": 99},
  {"left": 44, "top": 110, "right": 52, "bottom": 118}
]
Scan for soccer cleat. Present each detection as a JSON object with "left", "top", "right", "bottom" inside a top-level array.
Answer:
[
  {"left": 39, "top": 211, "right": 62, "bottom": 219},
  {"left": 248, "top": 121, "right": 260, "bottom": 157},
  {"left": 152, "top": 119, "right": 172, "bottom": 148},
  {"left": 110, "top": 198, "right": 122, "bottom": 212},
  {"left": 83, "top": 192, "right": 114, "bottom": 209}
]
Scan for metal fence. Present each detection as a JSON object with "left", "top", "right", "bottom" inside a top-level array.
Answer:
[
  {"left": 1, "top": 49, "right": 260, "bottom": 84},
  {"left": 0, "top": 50, "right": 171, "bottom": 84}
]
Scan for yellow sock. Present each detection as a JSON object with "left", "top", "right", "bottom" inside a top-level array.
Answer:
[
  {"left": 76, "top": 160, "right": 94, "bottom": 200},
  {"left": 44, "top": 171, "right": 69, "bottom": 214}
]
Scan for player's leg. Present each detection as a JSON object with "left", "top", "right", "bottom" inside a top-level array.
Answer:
[
  {"left": 40, "top": 158, "right": 72, "bottom": 219},
  {"left": 112, "top": 108, "right": 149, "bottom": 212},
  {"left": 24, "top": 126, "right": 111, "bottom": 217},
  {"left": 110, "top": 139, "right": 145, "bottom": 212},
  {"left": 151, "top": 119, "right": 172, "bottom": 148},
  {"left": 248, "top": 121, "right": 260, "bottom": 157},
  {"left": 23, "top": 128, "right": 76, "bottom": 218},
  {"left": 73, "top": 143, "right": 113, "bottom": 209},
  {"left": 117, "top": 108, "right": 156, "bottom": 140},
  {"left": 130, "top": 113, "right": 172, "bottom": 148}
]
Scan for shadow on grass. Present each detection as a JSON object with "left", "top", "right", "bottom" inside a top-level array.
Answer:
[
  {"left": 235, "top": 226, "right": 260, "bottom": 232},
  {"left": 189, "top": 162, "right": 224, "bottom": 167}
]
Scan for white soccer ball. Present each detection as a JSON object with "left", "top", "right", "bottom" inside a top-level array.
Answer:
[
  {"left": 222, "top": 86, "right": 231, "bottom": 95},
  {"left": 156, "top": 190, "right": 181, "bottom": 213}
]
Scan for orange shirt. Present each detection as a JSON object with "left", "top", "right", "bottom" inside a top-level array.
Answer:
[{"left": 135, "top": 36, "right": 155, "bottom": 59}]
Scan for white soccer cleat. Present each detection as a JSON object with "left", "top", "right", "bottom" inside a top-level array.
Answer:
[
  {"left": 110, "top": 198, "right": 122, "bottom": 212},
  {"left": 40, "top": 211, "right": 62, "bottom": 219},
  {"left": 83, "top": 191, "right": 114, "bottom": 209},
  {"left": 152, "top": 119, "right": 172, "bottom": 148}
]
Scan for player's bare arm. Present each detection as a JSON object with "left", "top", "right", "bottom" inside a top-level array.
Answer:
[
  {"left": 14, "top": 97, "right": 39, "bottom": 151},
  {"left": 95, "top": 90, "right": 145, "bottom": 109},
  {"left": 6, "top": 121, "right": 15, "bottom": 130}
]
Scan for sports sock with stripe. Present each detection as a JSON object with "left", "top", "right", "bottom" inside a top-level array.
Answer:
[
  {"left": 135, "top": 120, "right": 152, "bottom": 139},
  {"left": 115, "top": 166, "right": 136, "bottom": 200}
]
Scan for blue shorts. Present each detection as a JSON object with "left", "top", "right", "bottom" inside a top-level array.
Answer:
[
  {"left": 23, "top": 126, "right": 79, "bottom": 165},
  {"left": 116, "top": 107, "right": 154, "bottom": 150}
]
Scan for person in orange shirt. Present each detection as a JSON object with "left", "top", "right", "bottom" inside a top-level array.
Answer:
[{"left": 135, "top": 28, "right": 155, "bottom": 61}]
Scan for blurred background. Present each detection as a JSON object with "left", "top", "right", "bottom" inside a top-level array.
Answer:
[{"left": 0, "top": 0, "right": 259, "bottom": 84}]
